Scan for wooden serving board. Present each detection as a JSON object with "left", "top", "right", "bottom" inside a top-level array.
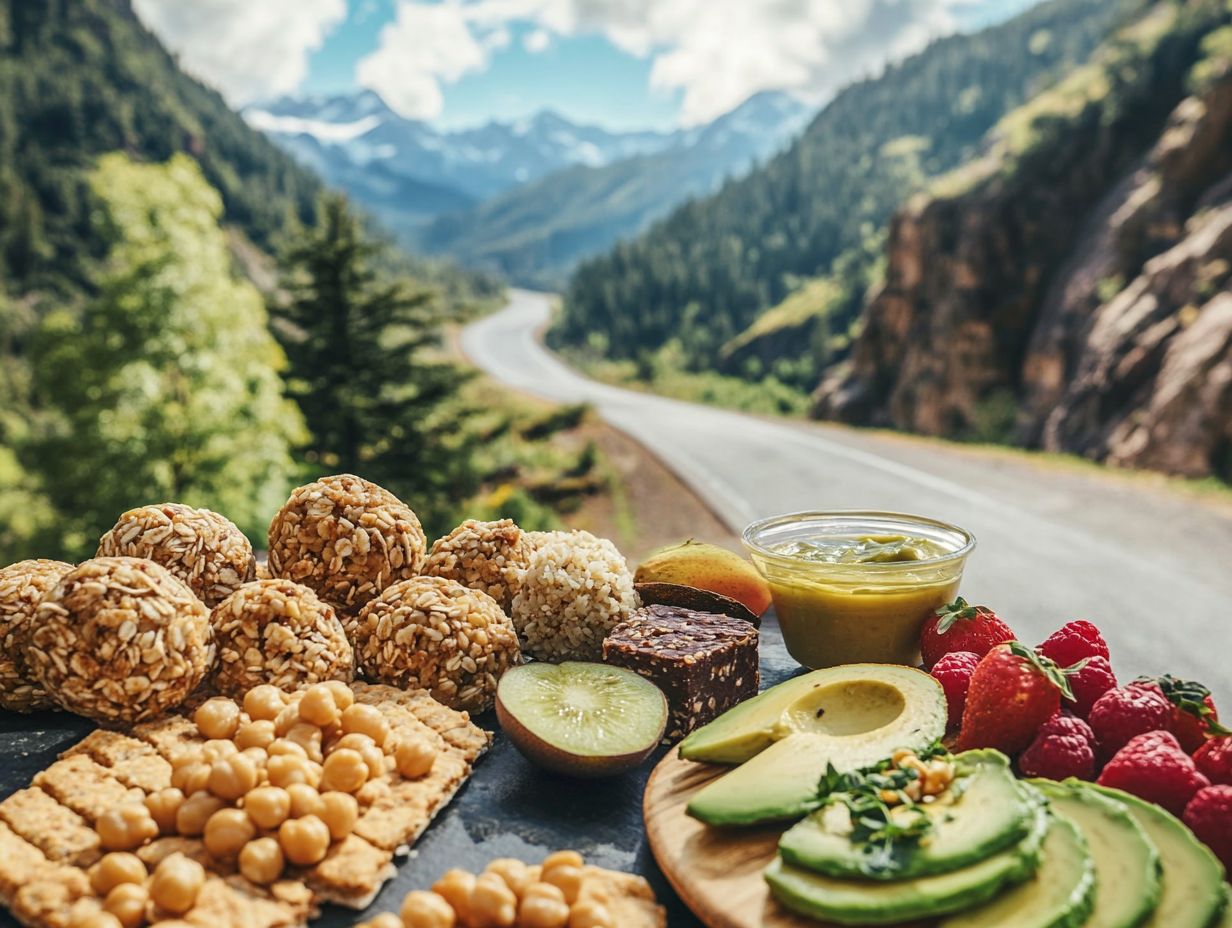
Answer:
[{"left": 643, "top": 749, "right": 824, "bottom": 928}]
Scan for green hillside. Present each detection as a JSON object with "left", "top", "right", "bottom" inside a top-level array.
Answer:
[{"left": 552, "top": 0, "right": 1128, "bottom": 372}]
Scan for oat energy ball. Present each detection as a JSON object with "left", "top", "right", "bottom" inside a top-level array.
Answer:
[
  {"left": 511, "top": 530, "right": 638, "bottom": 661},
  {"left": 98, "top": 503, "right": 256, "bottom": 608},
  {"left": 26, "top": 557, "right": 213, "bottom": 723},
  {"left": 0, "top": 558, "right": 73, "bottom": 712},
  {"left": 423, "top": 519, "right": 532, "bottom": 613},
  {"left": 350, "top": 576, "right": 520, "bottom": 713},
  {"left": 267, "top": 475, "right": 426, "bottom": 616},
  {"left": 211, "top": 579, "right": 353, "bottom": 697}
]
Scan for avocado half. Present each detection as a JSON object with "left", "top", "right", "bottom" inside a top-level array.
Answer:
[{"left": 684, "top": 664, "right": 947, "bottom": 826}]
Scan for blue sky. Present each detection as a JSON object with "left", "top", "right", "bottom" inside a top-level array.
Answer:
[{"left": 136, "top": 0, "right": 1044, "bottom": 132}]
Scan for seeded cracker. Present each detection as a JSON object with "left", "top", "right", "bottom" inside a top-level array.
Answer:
[
  {"left": 210, "top": 579, "right": 353, "bottom": 696},
  {"left": 0, "top": 558, "right": 72, "bottom": 712},
  {"left": 267, "top": 474, "right": 427, "bottom": 617},
  {"left": 97, "top": 504, "right": 256, "bottom": 608},
  {"left": 25, "top": 557, "right": 214, "bottom": 724},
  {"left": 423, "top": 518, "right": 531, "bottom": 612},
  {"left": 349, "top": 576, "right": 520, "bottom": 713}
]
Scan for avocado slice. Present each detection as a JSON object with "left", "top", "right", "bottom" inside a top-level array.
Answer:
[
  {"left": 780, "top": 750, "right": 1031, "bottom": 880},
  {"left": 937, "top": 811, "right": 1095, "bottom": 928},
  {"left": 1090, "top": 784, "right": 1227, "bottom": 928},
  {"left": 685, "top": 665, "right": 947, "bottom": 825},
  {"left": 1030, "top": 780, "right": 1160, "bottom": 928},
  {"left": 678, "top": 663, "right": 944, "bottom": 765},
  {"left": 764, "top": 786, "right": 1049, "bottom": 926}
]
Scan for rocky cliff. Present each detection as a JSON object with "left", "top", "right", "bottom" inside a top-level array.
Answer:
[{"left": 814, "top": 0, "right": 1232, "bottom": 481}]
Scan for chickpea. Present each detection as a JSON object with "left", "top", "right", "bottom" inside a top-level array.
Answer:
[
  {"left": 194, "top": 698, "right": 241, "bottom": 740},
  {"left": 170, "top": 761, "right": 211, "bottom": 796},
  {"left": 69, "top": 913, "right": 122, "bottom": 928},
  {"left": 471, "top": 872, "right": 518, "bottom": 928},
  {"left": 298, "top": 684, "right": 340, "bottom": 727},
  {"left": 175, "top": 792, "right": 225, "bottom": 837},
  {"left": 340, "top": 704, "right": 389, "bottom": 747},
  {"left": 322, "top": 680, "right": 354, "bottom": 712},
  {"left": 242, "top": 746, "right": 269, "bottom": 769},
  {"left": 145, "top": 788, "right": 185, "bottom": 835},
  {"left": 522, "top": 883, "right": 566, "bottom": 906},
  {"left": 203, "top": 808, "right": 256, "bottom": 859},
  {"left": 285, "top": 722, "right": 324, "bottom": 763},
  {"left": 88, "top": 852, "right": 148, "bottom": 895},
  {"left": 321, "top": 748, "right": 368, "bottom": 793},
  {"left": 541, "top": 851, "right": 584, "bottom": 871},
  {"left": 169, "top": 748, "right": 203, "bottom": 771},
  {"left": 201, "top": 739, "right": 238, "bottom": 763},
  {"left": 333, "top": 733, "right": 385, "bottom": 780},
  {"left": 103, "top": 882, "right": 148, "bottom": 928},
  {"left": 238, "top": 836, "right": 285, "bottom": 886},
  {"left": 243, "top": 684, "right": 287, "bottom": 722},
  {"left": 317, "top": 791, "right": 358, "bottom": 841},
  {"left": 566, "top": 901, "right": 613, "bottom": 928},
  {"left": 267, "top": 738, "right": 309, "bottom": 759},
  {"left": 395, "top": 737, "right": 436, "bottom": 779},
  {"left": 486, "top": 859, "right": 535, "bottom": 898},
  {"left": 208, "top": 753, "right": 259, "bottom": 801},
  {"left": 278, "top": 815, "right": 331, "bottom": 867},
  {"left": 433, "top": 869, "right": 476, "bottom": 924},
  {"left": 540, "top": 866, "right": 582, "bottom": 906},
  {"left": 518, "top": 894, "right": 569, "bottom": 928},
  {"left": 285, "top": 783, "right": 323, "bottom": 819},
  {"left": 267, "top": 753, "right": 318, "bottom": 789},
  {"left": 244, "top": 785, "right": 291, "bottom": 830},
  {"left": 358, "top": 915, "right": 403, "bottom": 928},
  {"left": 149, "top": 853, "right": 205, "bottom": 916},
  {"left": 273, "top": 701, "right": 302, "bottom": 737},
  {"left": 400, "top": 889, "right": 457, "bottom": 928},
  {"left": 234, "top": 719, "right": 276, "bottom": 751},
  {"left": 97, "top": 803, "right": 159, "bottom": 852}
]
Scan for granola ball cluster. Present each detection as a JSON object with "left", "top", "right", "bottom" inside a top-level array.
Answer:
[
  {"left": 268, "top": 475, "right": 427, "bottom": 617},
  {"left": 25, "top": 557, "right": 213, "bottom": 723},
  {"left": 97, "top": 503, "right": 256, "bottom": 608},
  {"left": 210, "top": 579, "right": 353, "bottom": 697},
  {"left": 423, "top": 519, "right": 532, "bottom": 613},
  {"left": 511, "top": 530, "right": 637, "bottom": 661},
  {"left": 0, "top": 559, "right": 73, "bottom": 712},
  {"left": 349, "top": 576, "right": 521, "bottom": 713}
]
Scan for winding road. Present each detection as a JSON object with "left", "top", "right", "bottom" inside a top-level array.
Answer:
[{"left": 464, "top": 290, "right": 1232, "bottom": 705}]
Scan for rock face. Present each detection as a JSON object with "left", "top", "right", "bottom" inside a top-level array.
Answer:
[{"left": 814, "top": 0, "right": 1232, "bottom": 481}]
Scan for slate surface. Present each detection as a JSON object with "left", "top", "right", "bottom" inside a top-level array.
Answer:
[{"left": 0, "top": 612, "right": 804, "bottom": 928}]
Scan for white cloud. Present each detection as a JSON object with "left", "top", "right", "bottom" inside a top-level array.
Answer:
[
  {"left": 523, "top": 28, "right": 552, "bottom": 53},
  {"left": 132, "top": 0, "right": 346, "bottom": 106},
  {"left": 356, "top": 2, "right": 492, "bottom": 120}
]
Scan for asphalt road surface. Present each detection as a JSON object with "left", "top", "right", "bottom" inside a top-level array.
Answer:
[{"left": 464, "top": 289, "right": 1232, "bottom": 707}]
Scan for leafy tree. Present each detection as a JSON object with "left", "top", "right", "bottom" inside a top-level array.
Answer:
[
  {"left": 273, "top": 194, "right": 479, "bottom": 533},
  {"left": 27, "top": 153, "right": 304, "bottom": 557}
]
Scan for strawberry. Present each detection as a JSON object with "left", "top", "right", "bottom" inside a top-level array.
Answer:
[
  {"left": 1087, "top": 684, "right": 1174, "bottom": 763},
  {"left": 920, "top": 598, "right": 1015, "bottom": 670},
  {"left": 1065, "top": 656, "right": 1117, "bottom": 719},
  {"left": 930, "top": 650, "right": 980, "bottom": 732},
  {"left": 1097, "top": 730, "right": 1210, "bottom": 816},
  {"left": 1183, "top": 785, "right": 1232, "bottom": 873},
  {"left": 1037, "top": 620, "right": 1110, "bottom": 667},
  {"left": 1018, "top": 714, "right": 1097, "bottom": 781},
  {"left": 956, "top": 642, "right": 1074, "bottom": 756},
  {"left": 1194, "top": 736, "right": 1232, "bottom": 787},
  {"left": 1135, "top": 676, "right": 1229, "bottom": 754}
]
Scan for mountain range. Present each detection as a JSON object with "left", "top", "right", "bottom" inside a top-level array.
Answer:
[{"left": 244, "top": 90, "right": 811, "bottom": 286}]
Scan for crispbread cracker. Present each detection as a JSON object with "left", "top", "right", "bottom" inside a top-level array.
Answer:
[
  {"left": 303, "top": 834, "right": 396, "bottom": 909},
  {"left": 0, "top": 787, "right": 100, "bottom": 866},
  {"left": 580, "top": 865, "right": 668, "bottom": 928},
  {"left": 64, "top": 728, "right": 173, "bottom": 792},
  {"left": 32, "top": 754, "right": 143, "bottom": 822}
]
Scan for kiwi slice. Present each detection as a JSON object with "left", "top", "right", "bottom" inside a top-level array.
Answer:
[{"left": 496, "top": 661, "right": 668, "bottom": 777}]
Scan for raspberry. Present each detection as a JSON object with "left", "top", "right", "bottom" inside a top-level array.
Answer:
[
  {"left": 1018, "top": 714, "right": 1096, "bottom": 780},
  {"left": 931, "top": 651, "right": 980, "bottom": 732},
  {"left": 1194, "top": 736, "right": 1232, "bottom": 787},
  {"left": 1037, "top": 620, "right": 1110, "bottom": 667},
  {"left": 1097, "top": 730, "right": 1211, "bottom": 816},
  {"left": 1183, "top": 785, "right": 1232, "bottom": 873},
  {"left": 1065, "top": 656, "right": 1117, "bottom": 719},
  {"left": 1087, "top": 685, "right": 1173, "bottom": 762}
]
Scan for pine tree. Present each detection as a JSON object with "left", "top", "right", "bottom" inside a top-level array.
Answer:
[
  {"left": 27, "top": 153, "right": 304, "bottom": 557},
  {"left": 273, "top": 194, "right": 478, "bottom": 532}
]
